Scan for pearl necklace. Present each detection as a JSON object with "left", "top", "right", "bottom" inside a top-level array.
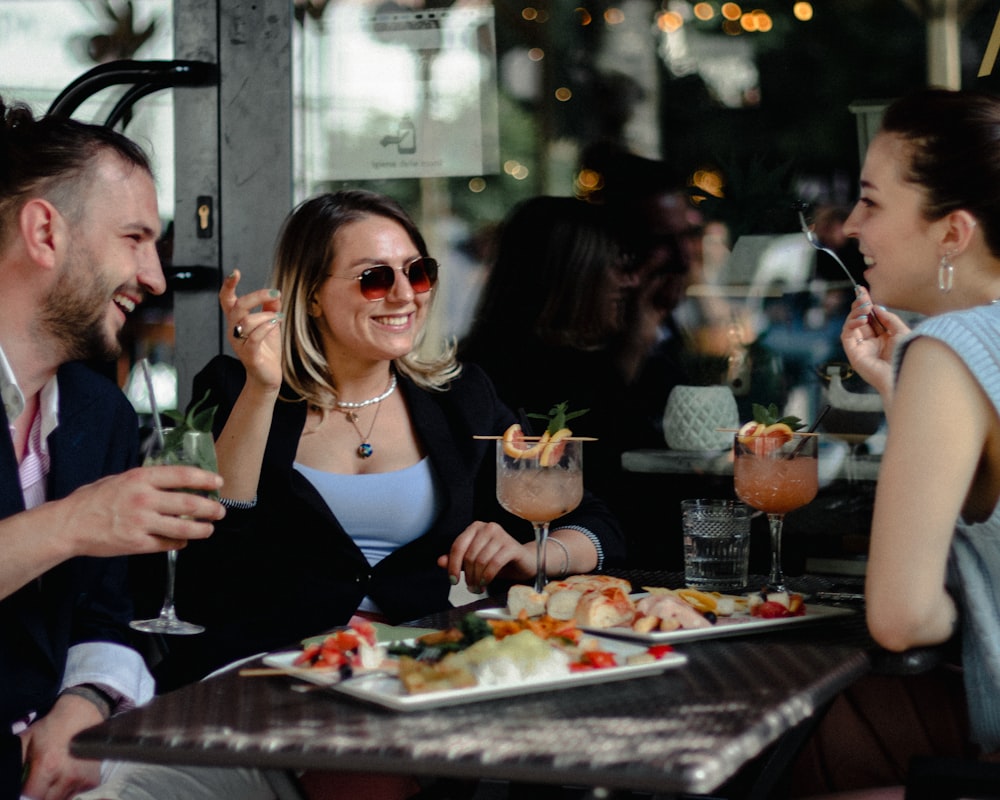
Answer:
[{"left": 335, "top": 373, "right": 397, "bottom": 409}]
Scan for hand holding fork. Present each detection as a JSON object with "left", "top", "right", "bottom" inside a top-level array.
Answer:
[{"left": 797, "top": 207, "right": 886, "bottom": 335}]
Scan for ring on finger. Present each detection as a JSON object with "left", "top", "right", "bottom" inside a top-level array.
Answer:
[
  {"left": 233, "top": 324, "right": 245, "bottom": 340},
  {"left": 856, "top": 336, "right": 864, "bottom": 344}
]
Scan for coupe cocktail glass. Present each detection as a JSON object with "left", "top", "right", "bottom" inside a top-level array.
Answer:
[
  {"left": 496, "top": 438, "right": 584, "bottom": 593},
  {"left": 733, "top": 432, "right": 819, "bottom": 592}
]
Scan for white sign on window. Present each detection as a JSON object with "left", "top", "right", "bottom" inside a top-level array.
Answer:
[{"left": 304, "top": 6, "right": 499, "bottom": 181}]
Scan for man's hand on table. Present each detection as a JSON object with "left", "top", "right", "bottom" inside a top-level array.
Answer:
[{"left": 19, "top": 693, "right": 103, "bottom": 800}]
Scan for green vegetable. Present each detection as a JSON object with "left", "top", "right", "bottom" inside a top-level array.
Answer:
[
  {"left": 456, "top": 611, "right": 493, "bottom": 644},
  {"left": 387, "top": 613, "right": 494, "bottom": 661}
]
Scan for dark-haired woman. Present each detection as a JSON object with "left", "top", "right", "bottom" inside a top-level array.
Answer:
[{"left": 794, "top": 88, "right": 1000, "bottom": 799}]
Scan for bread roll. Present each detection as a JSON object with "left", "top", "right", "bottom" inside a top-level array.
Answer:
[
  {"left": 545, "top": 588, "right": 584, "bottom": 620},
  {"left": 573, "top": 587, "right": 635, "bottom": 628},
  {"left": 559, "top": 574, "right": 632, "bottom": 594},
  {"left": 506, "top": 585, "right": 547, "bottom": 618}
]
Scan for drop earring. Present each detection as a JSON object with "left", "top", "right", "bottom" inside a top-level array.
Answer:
[{"left": 937, "top": 253, "right": 954, "bottom": 293}]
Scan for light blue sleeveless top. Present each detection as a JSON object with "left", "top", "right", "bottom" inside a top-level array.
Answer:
[
  {"left": 898, "top": 303, "right": 1000, "bottom": 751},
  {"left": 294, "top": 457, "right": 442, "bottom": 612}
]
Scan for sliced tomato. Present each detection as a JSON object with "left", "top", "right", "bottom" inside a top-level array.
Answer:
[
  {"left": 751, "top": 600, "right": 791, "bottom": 618},
  {"left": 333, "top": 630, "right": 361, "bottom": 652},
  {"left": 320, "top": 636, "right": 348, "bottom": 661},
  {"left": 293, "top": 642, "right": 321, "bottom": 666},
  {"left": 578, "top": 650, "right": 618, "bottom": 669},
  {"left": 352, "top": 619, "right": 378, "bottom": 647},
  {"left": 647, "top": 644, "right": 675, "bottom": 660}
]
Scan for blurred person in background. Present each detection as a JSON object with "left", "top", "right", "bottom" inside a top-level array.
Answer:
[
  {"left": 580, "top": 142, "right": 701, "bottom": 446},
  {"left": 458, "top": 195, "right": 652, "bottom": 529}
]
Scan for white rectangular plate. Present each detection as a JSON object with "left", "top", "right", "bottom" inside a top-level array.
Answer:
[
  {"left": 477, "top": 600, "right": 855, "bottom": 645},
  {"left": 263, "top": 635, "right": 686, "bottom": 711}
]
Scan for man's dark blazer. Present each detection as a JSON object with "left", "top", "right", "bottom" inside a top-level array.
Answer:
[{"left": 0, "top": 362, "right": 139, "bottom": 799}]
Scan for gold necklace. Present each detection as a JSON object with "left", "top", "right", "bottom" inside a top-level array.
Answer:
[{"left": 335, "top": 403, "right": 385, "bottom": 458}]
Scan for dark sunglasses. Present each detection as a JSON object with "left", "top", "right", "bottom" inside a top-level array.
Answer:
[{"left": 332, "top": 256, "right": 439, "bottom": 301}]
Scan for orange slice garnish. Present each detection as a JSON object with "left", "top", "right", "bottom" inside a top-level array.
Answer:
[
  {"left": 748, "top": 422, "right": 794, "bottom": 455},
  {"left": 501, "top": 424, "right": 549, "bottom": 459},
  {"left": 539, "top": 427, "right": 572, "bottom": 466},
  {"left": 737, "top": 420, "right": 764, "bottom": 447}
]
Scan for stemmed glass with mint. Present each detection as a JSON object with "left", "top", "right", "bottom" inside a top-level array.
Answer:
[{"left": 131, "top": 392, "right": 218, "bottom": 635}]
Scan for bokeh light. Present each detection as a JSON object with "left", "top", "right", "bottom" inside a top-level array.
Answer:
[
  {"left": 721, "top": 3, "right": 742, "bottom": 21},
  {"left": 604, "top": 7, "right": 625, "bottom": 25},
  {"left": 503, "top": 160, "right": 530, "bottom": 180},
  {"left": 691, "top": 168, "right": 725, "bottom": 200},
  {"left": 657, "top": 11, "right": 684, "bottom": 33},
  {"left": 693, "top": 3, "right": 716, "bottom": 21}
]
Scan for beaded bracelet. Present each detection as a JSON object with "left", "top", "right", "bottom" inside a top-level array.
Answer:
[{"left": 546, "top": 537, "right": 571, "bottom": 579}]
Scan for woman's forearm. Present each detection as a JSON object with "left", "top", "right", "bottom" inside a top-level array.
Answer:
[{"left": 213, "top": 385, "right": 279, "bottom": 500}]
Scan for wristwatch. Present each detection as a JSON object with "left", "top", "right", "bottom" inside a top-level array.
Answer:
[{"left": 60, "top": 683, "right": 116, "bottom": 720}]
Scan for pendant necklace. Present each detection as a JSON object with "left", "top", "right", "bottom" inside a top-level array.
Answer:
[{"left": 334, "top": 372, "right": 397, "bottom": 458}]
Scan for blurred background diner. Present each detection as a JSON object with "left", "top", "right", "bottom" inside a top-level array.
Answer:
[{"left": 2, "top": 0, "right": 999, "bottom": 595}]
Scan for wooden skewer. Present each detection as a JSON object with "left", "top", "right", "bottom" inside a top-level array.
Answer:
[
  {"left": 472, "top": 435, "right": 598, "bottom": 441},
  {"left": 239, "top": 664, "right": 396, "bottom": 680},
  {"left": 238, "top": 665, "right": 330, "bottom": 678},
  {"left": 715, "top": 428, "right": 821, "bottom": 435}
]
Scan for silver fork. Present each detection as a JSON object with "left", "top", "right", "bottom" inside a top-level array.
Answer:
[{"left": 798, "top": 209, "right": 884, "bottom": 333}]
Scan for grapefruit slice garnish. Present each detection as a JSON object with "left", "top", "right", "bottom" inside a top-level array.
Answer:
[
  {"left": 501, "top": 424, "right": 549, "bottom": 459},
  {"left": 539, "top": 427, "right": 572, "bottom": 466},
  {"left": 737, "top": 420, "right": 765, "bottom": 446},
  {"left": 756, "top": 422, "right": 793, "bottom": 454}
]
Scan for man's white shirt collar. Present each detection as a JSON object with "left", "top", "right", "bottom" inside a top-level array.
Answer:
[{"left": 0, "top": 344, "right": 60, "bottom": 447}]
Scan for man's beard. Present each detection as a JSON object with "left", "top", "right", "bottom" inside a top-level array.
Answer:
[{"left": 38, "top": 256, "right": 125, "bottom": 363}]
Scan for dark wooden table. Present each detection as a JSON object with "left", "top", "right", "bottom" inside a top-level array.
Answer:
[{"left": 73, "top": 571, "right": 885, "bottom": 798}]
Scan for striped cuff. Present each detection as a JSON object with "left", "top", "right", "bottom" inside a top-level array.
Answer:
[
  {"left": 558, "top": 525, "right": 604, "bottom": 571},
  {"left": 220, "top": 496, "right": 257, "bottom": 510}
]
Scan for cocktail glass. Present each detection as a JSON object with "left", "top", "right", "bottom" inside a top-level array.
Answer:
[
  {"left": 496, "top": 438, "right": 584, "bottom": 593},
  {"left": 130, "top": 428, "right": 218, "bottom": 635},
  {"left": 733, "top": 432, "right": 819, "bottom": 592}
]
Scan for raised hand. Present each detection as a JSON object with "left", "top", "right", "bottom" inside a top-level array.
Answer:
[
  {"left": 221, "top": 269, "right": 283, "bottom": 393},
  {"left": 841, "top": 286, "right": 910, "bottom": 404}
]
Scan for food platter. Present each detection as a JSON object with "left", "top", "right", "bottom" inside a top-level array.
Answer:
[
  {"left": 477, "top": 599, "right": 855, "bottom": 646},
  {"left": 262, "top": 635, "right": 686, "bottom": 711}
]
